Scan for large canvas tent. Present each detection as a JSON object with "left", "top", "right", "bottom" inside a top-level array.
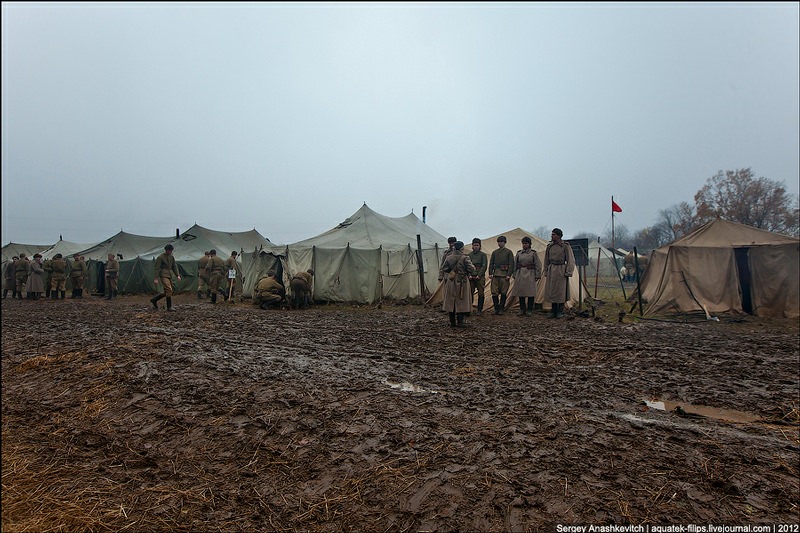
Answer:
[
  {"left": 426, "top": 228, "right": 584, "bottom": 312},
  {"left": 639, "top": 219, "right": 800, "bottom": 318},
  {"left": 242, "top": 204, "right": 449, "bottom": 303}
]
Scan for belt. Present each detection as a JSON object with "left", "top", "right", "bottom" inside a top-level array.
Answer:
[{"left": 549, "top": 261, "right": 566, "bottom": 265}]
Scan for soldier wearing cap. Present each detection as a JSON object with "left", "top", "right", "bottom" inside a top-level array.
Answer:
[
  {"left": 3, "top": 256, "right": 18, "bottom": 299},
  {"left": 468, "top": 238, "right": 488, "bottom": 315},
  {"left": 509, "top": 236, "right": 542, "bottom": 316},
  {"left": 151, "top": 243, "right": 181, "bottom": 311},
  {"left": 439, "top": 241, "right": 476, "bottom": 327},
  {"left": 27, "top": 254, "right": 46, "bottom": 300},
  {"left": 489, "top": 236, "right": 514, "bottom": 314},
  {"left": 204, "top": 249, "right": 228, "bottom": 304},
  {"left": 543, "top": 228, "right": 575, "bottom": 318},
  {"left": 254, "top": 269, "right": 285, "bottom": 310},
  {"left": 104, "top": 253, "right": 120, "bottom": 299},
  {"left": 197, "top": 250, "right": 211, "bottom": 299},
  {"left": 14, "top": 254, "right": 30, "bottom": 299},
  {"left": 225, "top": 251, "right": 241, "bottom": 301},
  {"left": 50, "top": 253, "right": 68, "bottom": 299},
  {"left": 69, "top": 253, "right": 88, "bottom": 298},
  {"left": 438, "top": 237, "right": 458, "bottom": 276},
  {"left": 290, "top": 269, "right": 314, "bottom": 309}
]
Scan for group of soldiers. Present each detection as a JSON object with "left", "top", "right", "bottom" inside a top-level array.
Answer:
[
  {"left": 3, "top": 252, "right": 91, "bottom": 300},
  {"left": 438, "top": 228, "right": 575, "bottom": 327}
]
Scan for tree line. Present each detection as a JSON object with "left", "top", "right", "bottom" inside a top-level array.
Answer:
[{"left": 568, "top": 168, "right": 799, "bottom": 253}]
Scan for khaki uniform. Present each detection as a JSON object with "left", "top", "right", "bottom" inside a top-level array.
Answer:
[
  {"left": 205, "top": 256, "right": 226, "bottom": 293},
  {"left": 14, "top": 256, "right": 30, "bottom": 296},
  {"left": 3, "top": 261, "right": 15, "bottom": 292},
  {"left": 440, "top": 250, "right": 475, "bottom": 315},
  {"left": 509, "top": 248, "right": 542, "bottom": 298},
  {"left": 69, "top": 258, "right": 87, "bottom": 295},
  {"left": 197, "top": 255, "right": 210, "bottom": 292},
  {"left": 43, "top": 259, "right": 53, "bottom": 296},
  {"left": 225, "top": 256, "right": 240, "bottom": 297},
  {"left": 154, "top": 252, "right": 180, "bottom": 297},
  {"left": 489, "top": 247, "right": 515, "bottom": 298},
  {"left": 468, "top": 249, "right": 487, "bottom": 312},
  {"left": 105, "top": 258, "right": 120, "bottom": 296},
  {"left": 543, "top": 241, "right": 575, "bottom": 304},
  {"left": 26, "top": 259, "right": 45, "bottom": 297},
  {"left": 290, "top": 271, "right": 313, "bottom": 309},
  {"left": 50, "top": 257, "right": 67, "bottom": 294},
  {"left": 254, "top": 276, "right": 284, "bottom": 307}
]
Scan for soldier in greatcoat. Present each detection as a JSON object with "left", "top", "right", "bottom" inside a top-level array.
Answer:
[
  {"left": 440, "top": 241, "right": 476, "bottom": 327},
  {"left": 26, "top": 254, "right": 46, "bottom": 300},
  {"left": 151, "top": 244, "right": 182, "bottom": 311},
  {"left": 509, "top": 236, "right": 542, "bottom": 316},
  {"left": 543, "top": 228, "right": 575, "bottom": 319},
  {"left": 197, "top": 251, "right": 210, "bottom": 299},
  {"left": 3, "top": 256, "right": 18, "bottom": 299}
]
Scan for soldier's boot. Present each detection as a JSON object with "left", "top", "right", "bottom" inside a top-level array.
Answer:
[
  {"left": 1, "top": 289, "right": 6, "bottom": 299},
  {"left": 492, "top": 295, "right": 500, "bottom": 314},
  {"left": 477, "top": 296, "right": 484, "bottom": 315},
  {"left": 527, "top": 298, "right": 535, "bottom": 315},
  {"left": 457, "top": 312, "right": 466, "bottom": 327},
  {"left": 150, "top": 293, "right": 164, "bottom": 309},
  {"left": 60, "top": 291, "right": 66, "bottom": 299},
  {"left": 105, "top": 289, "right": 112, "bottom": 300},
  {"left": 15, "top": 290, "right": 21, "bottom": 299},
  {"left": 218, "top": 288, "right": 228, "bottom": 301},
  {"left": 498, "top": 294, "right": 507, "bottom": 315},
  {"left": 518, "top": 297, "right": 527, "bottom": 316},
  {"left": 49, "top": 290, "right": 56, "bottom": 299},
  {"left": 166, "top": 297, "right": 173, "bottom": 311},
  {"left": 70, "top": 289, "right": 76, "bottom": 299},
  {"left": 77, "top": 289, "right": 83, "bottom": 298},
  {"left": 555, "top": 303, "right": 564, "bottom": 319},
  {"left": 211, "top": 293, "right": 217, "bottom": 304},
  {"left": 206, "top": 289, "right": 211, "bottom": 298},
  {"left": 197, "top": 291, "right": 203, "bottom": 299},
  {"left": 448, "top": 312, "right": 456, "bottom": 327}
]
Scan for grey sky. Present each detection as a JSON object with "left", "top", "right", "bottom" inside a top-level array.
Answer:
[{"left": 2, "top": 2, "right": 798, "bottom": 246}]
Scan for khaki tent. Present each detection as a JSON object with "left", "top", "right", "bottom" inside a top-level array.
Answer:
[
  {"left": 640, "top": 219, "right": 799, "bottom": 318},
  {"left": 242, "top": 204, "right": 449, "bottom": 303},
  {"left": 426, "top": 228, "right": 584, "bottom": 312}
]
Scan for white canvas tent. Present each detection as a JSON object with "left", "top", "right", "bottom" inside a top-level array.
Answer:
[
  {"left": 426, "top": 228, "right": 584, "bottom": 312},
  {"left": 586, "top": 240, "right": 625, "bottom": 279},
  {"left": 242, "top": 204, "right": 449, "bottom": 303},
  {"left": 639, "top": 219, "right": 800, "bottom": 318}
]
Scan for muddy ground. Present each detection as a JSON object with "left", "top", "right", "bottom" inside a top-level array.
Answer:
[{"left": 2, "top": 294, "right": 798, "bottom": 532}]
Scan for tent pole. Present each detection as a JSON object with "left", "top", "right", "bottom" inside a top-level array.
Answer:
[
  {"left": 416, "top": 235, "right": 426, "bottom": 302},
  {"left": 633, "top": 246, "right": 643, "bottom": 317},
  {"left": 594, "top": 245, "right": 601, "bottom": 298}
]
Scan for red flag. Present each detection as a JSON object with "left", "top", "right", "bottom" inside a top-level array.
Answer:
[{"left": 612, "top": 200, "right": 622, "bottom": 213}]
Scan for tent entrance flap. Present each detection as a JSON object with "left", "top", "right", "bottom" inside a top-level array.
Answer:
[{"left": 734, "top": 248, "right": 753, "bottom": 314}]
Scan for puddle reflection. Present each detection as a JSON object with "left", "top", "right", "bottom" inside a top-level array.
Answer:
[
  {"left": 644, "top": 399, "right": 760, "bottom": 423},
  {"left": 384, "top": 380, "right": 439, "bottom": 394}
]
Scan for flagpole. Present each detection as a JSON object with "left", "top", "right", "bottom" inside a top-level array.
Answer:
[{"left": 611, "top": 196, "right": 616, "bottom": 252}]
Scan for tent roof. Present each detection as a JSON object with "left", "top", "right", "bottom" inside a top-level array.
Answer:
[
  {"left": 663, "top": 219, "right": 798, "bottom": 249},
  {"left": 39, "top": 240, "right": 99, "bottom": 259},
  {"left": 76, "top": 231, "right": 174, "bottom": 261},
  {"left": 289, "top": 204, "right": 448, "bottom": 251},
  {"left": 2, "top": 242, "right": 52, "bottom": 263},
  {"left": 138, "top": 224, "right": 273, "bottom": 261}
]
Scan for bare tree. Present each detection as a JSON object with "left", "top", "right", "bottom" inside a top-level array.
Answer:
[
  {"left": 601, "top": 223, "right": 632, "bottom": 250},
  {"left": 695, "top": 168, "right": 799, "bottom": 236},
  {"left": 531, "top": 226, "right": 551, "bottom": 240},
  {"left": 654, "top": 202, "right": 698, "bottom": 241}
]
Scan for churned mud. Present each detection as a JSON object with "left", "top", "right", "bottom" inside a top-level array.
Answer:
[{"left": 2, "top": 295, "right": 798, "bottom": 532}]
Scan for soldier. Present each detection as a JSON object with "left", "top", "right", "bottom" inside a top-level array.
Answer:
[
  {"left": 69, "top": 253, "right": 88, "bottom": 298},
  {"left": 624, "top": 252, "right": 635, "bottom": 282},
  {"left": 150, "top": 244, "right": 182, "bottom": 311},
  {"left": 290, "top": 269, "right": 314, "bottom": 309},
  {"left": 26, "top": 254, "right": 46, "bottom": 300},
  {"left": 543, "top": 228, "right": 575, "bottom": 319},
  {"left": 42, "top": 256, "right": 53, "bottom": 298},
  {"left": 197, "top": 251, "right": 210, "bottom": 299},
  {"left": 50, "top": 253, "right": 68, "bottom": 299},
  {"left": 204, "top": 249, "right": 227, "bottom": 304},
  {"left": 3, "top": 256, "right": 18, "bottom": 299},
  {"left": 225, "top": 251, "right": 241, "bottom": 301},
  {"left": 489, "top": 236, "right": 514, "bottom": 315},
  {"left": 509, "top": 236, "right": 542, "bottom": 316},
  {"left": 439, "top": 237, "right": 458, "bottom": 273},
  {"left": 253, "top": 269, "right": 285, "bottom": 310},
  {"left": 439, "top": 241, "right": 476, "bottom": 327},
  {"left": 104, "top": 253, "right": 120, "bottom": 299},
  {"left": 14, "top": 253, "right": 30, "bottom": 299},
  {"left": 467, "top": 238, "right": 488, "bottom": 315}
]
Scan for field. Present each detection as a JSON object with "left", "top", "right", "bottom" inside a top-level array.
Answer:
[{"left": 2, "top": 293, "right": 799, "bottom": 532}]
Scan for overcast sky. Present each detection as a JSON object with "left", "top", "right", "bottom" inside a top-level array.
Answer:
[{"left": 2, "top": 1, "right": 798, "bottom": 246}]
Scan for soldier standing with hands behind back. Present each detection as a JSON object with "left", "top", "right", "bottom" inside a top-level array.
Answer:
[{"left": 543, "top": 228, "right": 575, "bottom": 319}]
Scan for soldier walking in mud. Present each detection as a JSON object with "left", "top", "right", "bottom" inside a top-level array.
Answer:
[
  {"left": 543, "top": 228, "right": 575, "bottom": 319},
  {"left": 197, "top": 251, "right": 210, "bottom": 299},
  {"left": 225, "top": 251, "right": 241, "bottom": 301},
  {"left": 204, "top": 249, "right": 227, "bottom": 304},
  {"left": 151, "top": 244, "right": 182, "bottom": 311}
]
